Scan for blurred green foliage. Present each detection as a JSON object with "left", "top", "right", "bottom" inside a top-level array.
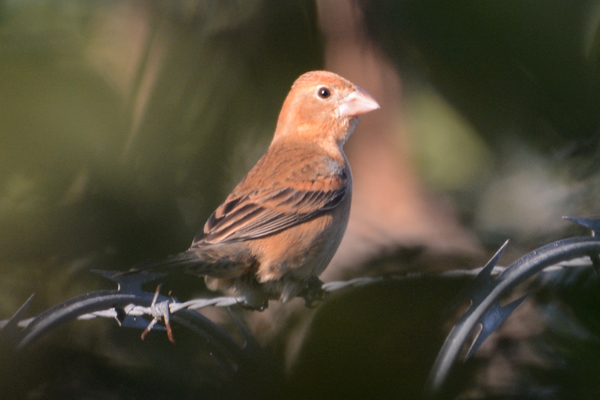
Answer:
[
  {"left": 0, "top": 0, "right": 322, "bottom": 306},
  {"left": 1, "top": 0, "right": 600, "bottom": 398}
]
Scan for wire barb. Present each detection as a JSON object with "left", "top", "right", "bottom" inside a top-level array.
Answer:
[
  {"left": 140, "top": 284, "right": 175, "bottom": 343},
  {"left": 2, "top": 219, "right": 600, "bottom": 399},
  {"left": 425, "top": 217, "right": 600, "bottom": 397}
]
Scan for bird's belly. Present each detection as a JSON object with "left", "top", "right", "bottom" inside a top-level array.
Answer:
[{"left": 249, "top": 211, "right": 348, "bottom": 283}]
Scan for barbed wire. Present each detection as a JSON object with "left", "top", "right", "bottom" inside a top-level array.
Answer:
[
  {"left": 2, "top": 255, "right": 589, "bottom": 331},
  {"left": 1, "top": 218, "right": 598, "bottom": 400},
  {"left": 425, "top": 217, "right": 600, "bottom": 397}
]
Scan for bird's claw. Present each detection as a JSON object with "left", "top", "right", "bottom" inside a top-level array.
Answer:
[
  {"left": 237, "top": 299, "right": 269, "bottom": 311},
  {"left": 301, "top": 277, "right": 327, "bottom": 308}
]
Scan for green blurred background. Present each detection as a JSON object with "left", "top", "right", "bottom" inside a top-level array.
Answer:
[{"left": 1, "top": 0, "right": 600, "bottom": 398}]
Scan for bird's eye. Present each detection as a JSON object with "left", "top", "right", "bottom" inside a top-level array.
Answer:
[{"left": 317, "top": 86, "right": 331, "bottom": 99}]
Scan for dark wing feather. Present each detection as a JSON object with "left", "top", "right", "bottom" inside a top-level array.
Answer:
[{"left": 193, "top": 181, "right": 346, "bottom": 246}]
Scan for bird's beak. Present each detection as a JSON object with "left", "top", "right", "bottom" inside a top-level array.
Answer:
[{"left": 337, "top": 86, "right": 380, "bottom": 118}]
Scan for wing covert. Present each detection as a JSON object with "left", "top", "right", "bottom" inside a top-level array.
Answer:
[{"left": 193, "top": 172, "right": 347, "bottom": 245}]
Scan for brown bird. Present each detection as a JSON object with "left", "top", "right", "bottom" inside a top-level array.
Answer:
[{"left": 127, "top": 71, "right": 379, "bottom": 309}]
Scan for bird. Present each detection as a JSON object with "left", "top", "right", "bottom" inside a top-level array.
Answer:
[{"left": 124, "top": 71, "right": 380, "bottom": 309}]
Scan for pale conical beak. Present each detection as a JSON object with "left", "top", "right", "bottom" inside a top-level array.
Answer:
[{"left": 337, "top": 86, "right": 380, "bottom": 117}]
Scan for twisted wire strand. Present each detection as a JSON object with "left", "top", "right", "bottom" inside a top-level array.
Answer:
[
  {"left": 60, "top": 258, "right": 596, "bottom": 322},
  {"left": 0, "top": 256, "right": 591, "bottom": 330}
]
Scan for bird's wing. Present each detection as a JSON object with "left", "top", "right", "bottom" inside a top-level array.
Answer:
[{"left": 193, "top": 160, "right": 347, "bottom": 246}]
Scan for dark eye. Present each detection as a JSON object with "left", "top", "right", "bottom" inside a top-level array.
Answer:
[{"left": 317, "top": 86, "right": 331, "bottom": 99}]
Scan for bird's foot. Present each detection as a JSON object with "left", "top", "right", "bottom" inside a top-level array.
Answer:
[
  {"left": 237, "top": 298, "right": 269, "bottom": 311},
  {"left": 300, "top": 277, "right": 327, "bottom": 308}
]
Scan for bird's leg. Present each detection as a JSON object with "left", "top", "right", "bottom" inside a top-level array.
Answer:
[
  {"left": 300, "top": 276, "right": 327, "bottom": 307},
  {"left": 233, "top": 275, "right": 271, "bottom": 311}
]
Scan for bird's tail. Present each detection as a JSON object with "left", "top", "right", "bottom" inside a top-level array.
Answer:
[
  {"left": 114, "top": 244, "right": 252, "bottom": 278},
  {"left": 114, "top": 251, "right": 205, "bottom": 277}
]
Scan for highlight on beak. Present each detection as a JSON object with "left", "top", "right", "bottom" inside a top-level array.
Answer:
[{"left": 337, "top": 86, "right": 380, "bottom": 118}]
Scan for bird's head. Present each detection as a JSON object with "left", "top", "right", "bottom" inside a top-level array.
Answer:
[{"left": 273, "top": 71, "right": 380, "bottom": 148}]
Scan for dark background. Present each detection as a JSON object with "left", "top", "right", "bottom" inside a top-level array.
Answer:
[{"left": 1, "top": 1, "right": 600, "bottom": 398}]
